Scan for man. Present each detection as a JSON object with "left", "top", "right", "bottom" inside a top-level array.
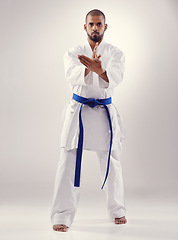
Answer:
[{"left": 51, "top": 9, "right": 127, "bottom": 232}]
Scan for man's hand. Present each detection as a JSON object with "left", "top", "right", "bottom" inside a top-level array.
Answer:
[
  {"left": 92, "top": 42, "right": 100, "bottom": 59},
  {"left": 78, "top": 42, "right": 104, "bottom": 76},
  {"left": 78, "top": 42, "right": 109, "bottom": 83},
  {"left": 78, "top": 54, "right": 105, "bottom": 76}
]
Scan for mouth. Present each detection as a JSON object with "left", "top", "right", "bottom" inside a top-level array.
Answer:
[{"left": 92, "top": 32, "right": 99, "bottom": 35}]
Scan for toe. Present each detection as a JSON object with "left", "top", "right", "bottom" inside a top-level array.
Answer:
[
  {"left": 115, "top": 217, "right": 127, "bottom": 224},
  {"left": 53, "top": 224, "right": 68, "bottom": 232}
]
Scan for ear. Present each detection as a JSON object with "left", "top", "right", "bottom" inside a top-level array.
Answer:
[
  {"left": 104, "top": 24, "right": 108, "bottom": 31},
  {"left": 84, "top": 24, "right": 87, "bottom": 31}
]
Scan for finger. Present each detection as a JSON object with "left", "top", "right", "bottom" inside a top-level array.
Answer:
[
  {"left": 93, "top": 43, "right": 98, "bottom": 56},
  {"left": 94, "top": 60, "right": 101, "bottom": 64},
  {"left": 93, "top": 45, "right": 97, "bottom": 52},
  {"left": 94, "top": 58, "right": 101, "bottom": 63},
  {"left": 78, "top": 54, "right": 90, "bottom": 59},
  {"left": 79, "top": 59, "right": 89, "bottom": 67},
  {"left": 78, "top": 55, "right": 83, "bottom": 60},
  {"left": 78, "top": 55, "right": 84, "bottom": 59},
  {"left": 79, "top": 58, "right": 88, "bottom": 65},
  {"left": 80, "top": 62, "right": 88, "bottom": 68},
  {"left": 92, "top": 51, "right": 97, "bottom": 59},
  {"left": 93, "top": 47, "right": 97, "bottom": 53},
  {"left": 97, "top": 54, "right": 101, "bottom": 59},
  {"left": 94, "top": 42, "right": 98, "bottom": 48},
  {"left": 79, "top": 55, "right": 91, "bottom": 63}
]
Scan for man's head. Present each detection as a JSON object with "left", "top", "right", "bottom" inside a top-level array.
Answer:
[{"left": 84, "top": 9, "right": 107, "bottom": 43}]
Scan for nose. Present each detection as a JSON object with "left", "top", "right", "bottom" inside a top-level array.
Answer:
[{"left": 93, "top": 24, "right": 98, "bottom": 31}]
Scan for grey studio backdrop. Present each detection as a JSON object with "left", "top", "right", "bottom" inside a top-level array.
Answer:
[{"left": 1, "top": 0, "right": 178, "bottom": 206}]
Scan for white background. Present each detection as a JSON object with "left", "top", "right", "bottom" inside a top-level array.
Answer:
[{"left": 1, "top": 0, "right": 178, "bottom": 221}]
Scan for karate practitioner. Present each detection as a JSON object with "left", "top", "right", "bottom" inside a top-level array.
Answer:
[{"left": 51, "top": 9, "right": 127, "bottom": 232}]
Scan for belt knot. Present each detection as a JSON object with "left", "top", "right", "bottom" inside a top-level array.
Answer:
[{"left": 85, "top": 98, "right": 101, "bottom": 108}]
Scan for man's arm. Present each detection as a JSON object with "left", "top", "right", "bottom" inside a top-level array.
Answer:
[
  {"left": 64, "top": 48, "right": 89, "bottom": 86},
  {"left": 78, "top": 55, "right": 109, "bottom": 83},
  {"left": 79, "top": 42, "right": 109, "bottom": 83},
  {"left": 85, "top": 66, "right": 109, "bottom": 83},
  {"left": 104, "top": 50, "right": 125, "bottom": 88},
  {"left": 98, "top": 70, "right": 109, "bottom": 83}
]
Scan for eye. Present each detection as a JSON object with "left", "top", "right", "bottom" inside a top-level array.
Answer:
[
  {"left": 97, "top": 22, "right": 102, "bottom": 26},
  {"left": 89, "top": 23, "right": 93, "bottom": 26}
]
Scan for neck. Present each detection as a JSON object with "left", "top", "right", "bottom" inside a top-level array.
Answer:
[{"left": 87, "top": 37, "right": 103, "bottom": 51}]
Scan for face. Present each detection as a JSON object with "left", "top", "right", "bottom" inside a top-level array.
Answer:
[{"left": 84, "top": 15, "right": 107, "bottom": 42}]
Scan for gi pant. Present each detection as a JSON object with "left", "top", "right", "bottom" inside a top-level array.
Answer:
[{"left": 50, "top": 147, "right": 126, "bottom": 228}]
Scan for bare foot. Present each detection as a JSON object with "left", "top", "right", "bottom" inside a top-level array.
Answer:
[
  {"left": 53, "top": 224, "right": 68, "bottom": 232},
  {"left": 115, "top": 216, "right": 127, "bottom": 224}
]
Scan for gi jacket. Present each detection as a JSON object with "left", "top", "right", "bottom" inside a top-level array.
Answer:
[{"left": 60, "top": 40, "right": 125, "bottom": 151}]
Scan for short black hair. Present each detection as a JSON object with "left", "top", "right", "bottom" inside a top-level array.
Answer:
[{"left": 85, "top": 9, "right": 106, "bottom": 23}]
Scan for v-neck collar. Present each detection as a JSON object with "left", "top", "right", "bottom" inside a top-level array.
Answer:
[{"left": 85, "top": 39, "right": 105, "bottom": 56}]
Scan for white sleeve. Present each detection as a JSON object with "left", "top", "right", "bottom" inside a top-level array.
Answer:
[
  {"left": 63, "top": 47, "right": 89, "bottom": 86},
  {"left": 103, "top": 49, "right": 125, "bottom": 89}
]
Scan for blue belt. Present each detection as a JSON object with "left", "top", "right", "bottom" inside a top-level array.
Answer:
[{"left": 72, "top": 93, "right": 113, "bottom": 189}]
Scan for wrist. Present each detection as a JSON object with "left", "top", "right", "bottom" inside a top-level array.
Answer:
[{"left": 98, "top": 68, "right": 105, "bottom": 76}]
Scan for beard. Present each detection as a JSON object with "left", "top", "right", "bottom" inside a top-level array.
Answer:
[{"left": 87, "top": 31, "right": 104, "bottom": 42}]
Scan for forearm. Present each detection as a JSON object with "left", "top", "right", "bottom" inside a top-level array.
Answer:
[
  {"left": 98, "top": 70, "right": 109, "bottom": 83},
  {"left": 65, "top": 65, "right": 88, "bottom": 86},
  {"left": 85, "top": 67, "right": 109, "bottom": 83}
]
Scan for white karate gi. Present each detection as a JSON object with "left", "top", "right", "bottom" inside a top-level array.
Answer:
[{"left": 51, "top": 40, "right": 126, "bottom": 228}]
